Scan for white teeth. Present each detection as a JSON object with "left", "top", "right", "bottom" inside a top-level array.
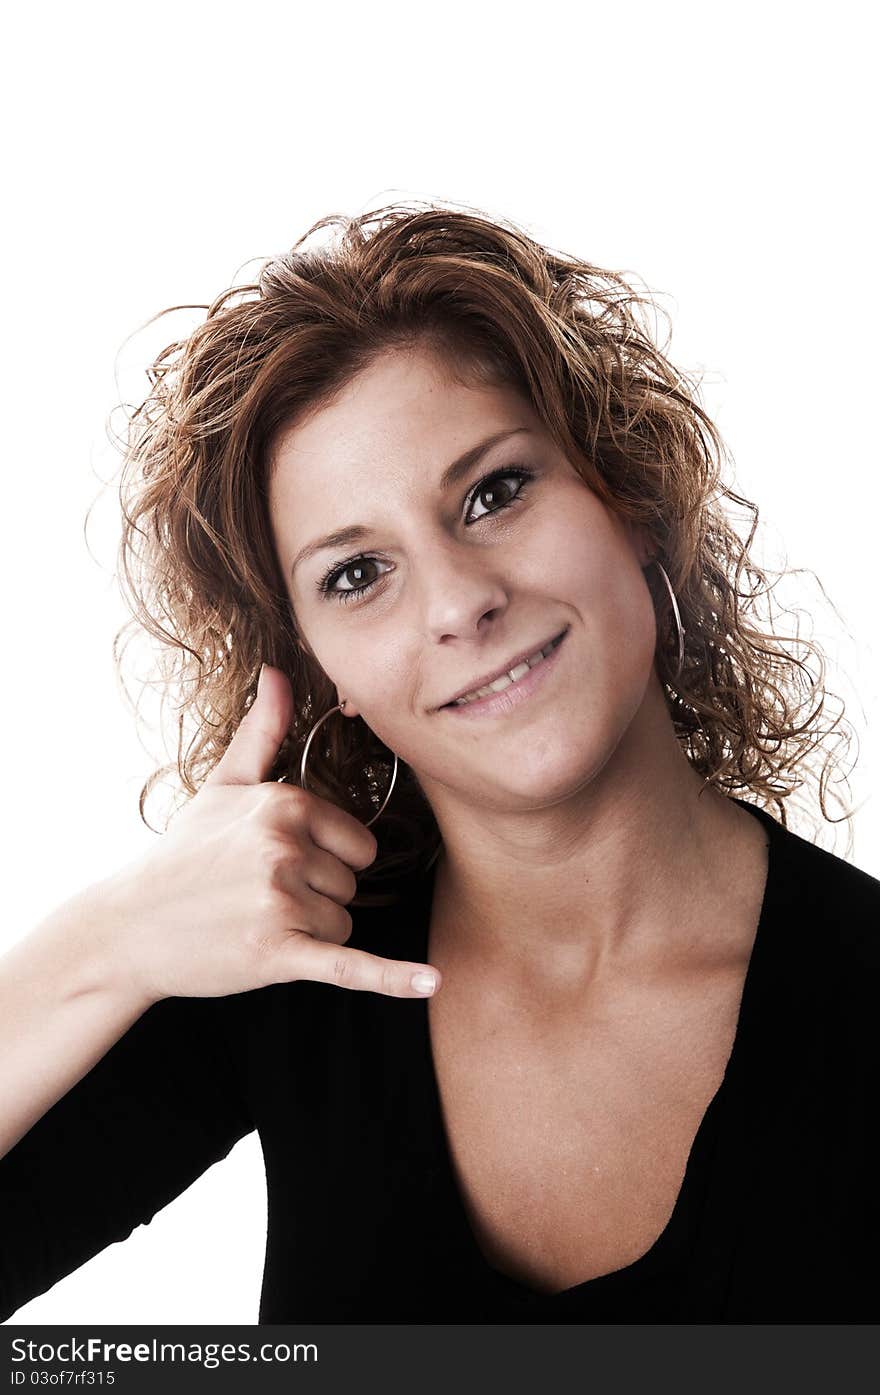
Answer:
[{"left": 451, "top": 633, "right": 564, "bottom": 705}]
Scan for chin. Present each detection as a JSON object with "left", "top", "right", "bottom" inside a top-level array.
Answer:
[{"left": 479, "top": 746, "right": 605, "bottom": 810}]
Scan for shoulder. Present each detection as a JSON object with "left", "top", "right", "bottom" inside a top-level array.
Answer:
[
  {"left": 762, "top": 817, "right": 880, "bottom": 1065},
  {"left": 770, "top": 816, "right": 880, "bottom": 964}
]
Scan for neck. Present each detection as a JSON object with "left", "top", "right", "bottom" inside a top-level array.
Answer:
[{"left": 425, "top": 676, "right": 766, "bottom": 996}]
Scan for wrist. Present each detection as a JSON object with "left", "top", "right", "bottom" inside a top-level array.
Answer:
[{"left": 41, "top": 876, "right": 160, "bottom": 1016}]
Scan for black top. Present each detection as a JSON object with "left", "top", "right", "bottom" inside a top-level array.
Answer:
[{"left": 1, "top": 798, "right": 878, "bottom": 1323}]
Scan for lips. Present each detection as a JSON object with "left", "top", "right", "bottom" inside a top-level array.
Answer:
[{"left": 438, "top": 627, "right": 569, "bottom": 708}]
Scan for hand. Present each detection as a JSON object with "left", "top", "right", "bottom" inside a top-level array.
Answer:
[{"left": 99, "top": 664, "right": 442, "bottom": 1005}]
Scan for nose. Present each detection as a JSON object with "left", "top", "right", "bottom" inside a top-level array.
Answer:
[{"left": 415, "top": 533, "right": 510, "bottom": 642}]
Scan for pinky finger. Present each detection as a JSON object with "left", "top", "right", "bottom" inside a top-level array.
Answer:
[{"left": 276, "top": 935, "right": 442, "bottom": 998}]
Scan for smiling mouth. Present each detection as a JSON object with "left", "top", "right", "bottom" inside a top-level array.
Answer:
[{"left": 440, "top": 628, "right": 568, "bottom": 707}]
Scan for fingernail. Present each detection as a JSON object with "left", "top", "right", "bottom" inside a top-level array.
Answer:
[
  {"left": 257, "top": 663, "right": 267, "bottom": 696},
  {"left": 410, "top": 972, "right": 437, "bottom": 995}
]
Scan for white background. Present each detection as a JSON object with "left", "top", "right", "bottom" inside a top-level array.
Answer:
[{"left": 2, "top": 0, "right": 877, "bottom": 1323}]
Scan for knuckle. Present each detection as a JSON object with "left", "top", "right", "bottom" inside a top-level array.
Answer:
[
  {"left": 256, "top": 832, "right": 302, "bottom": 881},
  {"left": 280, "top": 782, "right": 310, "bottom": 818},
  {"left": 265, "top": 858, "right": 289, "bottom": 895},
  {"left": 253, "top": 883, "right": 289, "bottom": 926},
  {"left": 332, "top": 955, "right": 352, "bottom": 987},
  {"left": 251, "top": 929, "right": 277, "bottom": 959},
  {"left": 241, "top": 901, "right": 281, "bottom": 955},
  {"left": 277, "top": 850, "right": 308, "bottom": 893},
  {"left": 253, "top": 781, "right": 297, "bottom": 821},
  {"left": 251, "top": 782, "right": 284, "bottom": 814},
  {"left": 285, "top": 837, "right": 307, "bottom": 867},
  {"left": 256, "top": 840, "right": 286, "bottom": 885}
]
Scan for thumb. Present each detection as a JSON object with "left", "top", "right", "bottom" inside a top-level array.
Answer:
[{"left": 205, "top": 663, "right": 295, "bottom": 787}]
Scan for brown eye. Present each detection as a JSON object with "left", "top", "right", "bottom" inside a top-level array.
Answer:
[
  {"left": 338, "top": 561, "right": 377, "bottom": 591},
  {"left": 466, "top": 467, "right": 533, "bottom": 524},
  {"left": 476, "top": 478, "right": 515, "bottom": 509},
  {"left": 319, "top": 556, "right": 390, "bottom": 603}
]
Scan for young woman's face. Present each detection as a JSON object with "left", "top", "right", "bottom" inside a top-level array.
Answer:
[{"left": 268, "top": 346, "right": 660, "bottom": 813}]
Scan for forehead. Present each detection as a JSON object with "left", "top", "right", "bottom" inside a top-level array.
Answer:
[{"left": 269, "top": 347, "right": 538, "bottom": 497}]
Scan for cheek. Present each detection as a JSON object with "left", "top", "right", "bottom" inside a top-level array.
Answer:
[
  {"left": 298, "top": 625, "right": 376, "bottom": 704},
  {"left": 593, "top": 564, "right": 659, "bottom": 713},
  {"left": 546, "top": 505, "right": 657, "bottom": 685},
  {"left": 538, "top": 502, "right": 641, "bottom": 610},
  {"left": 530, "top": 484, "right": 613, "bottom": 578},
  {"left": 337, "top": 638, "right": 417, "bottom": 731}
]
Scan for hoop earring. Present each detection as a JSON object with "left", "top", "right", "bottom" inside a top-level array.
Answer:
[
  {"left": 298, "top": 697, "right": 399, "bottom": 829},
  {"left": 651, "top": 559, "right": 686, "bottom": 685}
]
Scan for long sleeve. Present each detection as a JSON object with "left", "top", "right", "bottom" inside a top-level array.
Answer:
[{"left": 0, "top": 991, "right": 255, "bottom": 1319}]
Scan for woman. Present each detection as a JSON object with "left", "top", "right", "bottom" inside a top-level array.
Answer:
[{"left": 0, "top": 201, "right": 876, "bottom": 1323}]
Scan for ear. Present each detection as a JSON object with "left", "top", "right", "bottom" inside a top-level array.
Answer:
[
  {"left": 622, "top": 519, "right": 657, "bottom": 569},
  {"left": 339, "top": 697, "right": 362, "bottom": 720}
]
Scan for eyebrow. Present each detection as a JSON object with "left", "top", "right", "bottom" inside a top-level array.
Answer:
[{"left": 288, "top": 425, "right": 533, "bottom": 580}]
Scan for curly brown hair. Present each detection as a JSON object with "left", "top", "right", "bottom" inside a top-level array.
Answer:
[{"left": 106, "top": 198, "right": 857, "bottom": 906}]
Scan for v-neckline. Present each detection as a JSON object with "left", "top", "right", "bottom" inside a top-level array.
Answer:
[{"left": 406, "top": 796, "right": 781, "bottom": 1304}]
